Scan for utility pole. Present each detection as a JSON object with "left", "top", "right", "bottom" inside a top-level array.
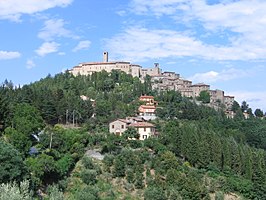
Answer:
[
  {"left": 49, "top": 132, "right": 53, "bottom": 149},
  {"left": 66, "top": 109, "right": 68, "bottom": 124},
  {"left": 72, "top": 110, "right": 75, "bottom": 127}
]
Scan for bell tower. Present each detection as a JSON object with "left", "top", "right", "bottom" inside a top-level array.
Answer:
[{"left": 103, "top": 52, "right": 108, "bottom": 62}]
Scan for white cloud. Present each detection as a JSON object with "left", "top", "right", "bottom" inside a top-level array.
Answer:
[
  {"left": 126, "top": 0, "right": 266, "bottom": 61},
  {"left": 72, "top": 40, "right": 91, "bottom": 52},
  {"left": 228, "top": 91, "right": 266, "bottom": 112},
  {"left": 130, "top": 0, "right": 188, "bottom": 16},
  {"left": 35, "top": 42, "right": 60, "bottom": 56},
  {"left": 105, "top": 27, "right": 263, "bottom": 62},
  {"left": 26, "top": 59, "right": 36, "bottom": 69},
  {"left": 105, "top": 27, "right": 204, "bottom": 61},
  {"left": 0, "top": 51, "right": 21, "bottom": 60},
  {"left": 58, "top": 52, "right": 66, "bottom": 56},
  {"left": 0, "top": 0, "right": 73, "bottom": 21},
  {"left": 38, "top": 19, "right": 77, "bottom": 41},
  {"left": 189, "top": 68, "right": 251, "bottom": 83}
]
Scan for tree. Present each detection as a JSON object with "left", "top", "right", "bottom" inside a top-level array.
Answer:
[
  {"left": 82, "top": 156, "right": 94, "bottom": 169},
  {"left": 231, "top": 101, "right": 240, "bottom": 112},
  {"left": 123, "top": 127, "right": 139, "bottom": 140},
  {"left": 134, "top": 170, "right": 144, "bottom": 189},
  {"left": 254, "top": 109, "right": 264, "bottom": 118},
  {"left": 25, "top": 153, "right": 56, "bottom": 187},
  {"left": 81, "top": 169, "right": 97, "bottom": 185},
  {"left": 46, "top": 185, "right": 64, "bottom": 200},
  {"left": 4, "top": 127, "right": 32, "bottom": 156},
  {"left": 11, "top": 103, "right": 44, "bottom": 136},
  {"left": 197, "top": 90, "right": 210, "bottom": 104},
  {"left": 246, "top": 108, "right": 254, "bottom": 118},
  {"left": 144, "top": 186, "right": 166, "bottom": 200},
  {"left": 0, "top": 180, "right": 32, "bottom": 200},
  {"left": 0, "top": 140, "right": 26, "bottom": 184},
  {"left": 241, "top": 101, "right": 249, "bottom": 112},
  {"left": 113, "top": 156, "right": 126, "bottom": 177}
]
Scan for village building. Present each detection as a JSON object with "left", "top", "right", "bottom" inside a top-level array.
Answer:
[
  {"left": 69, "top": 52, "right": 235, "bottom": 113},
  {"left": 224, "top": 96, "right": 235, "bottom": 111},
  {"left": 68, "top": 52, "right": 161, "bottom": 81},
  {"left": 128, "top": 122, "right": 156, "bottom": 140},
  {"left": 138, "top": 105, "right": 157, "bottom": 121},
  {"left": 139, "top": 95, "right": 157, "bottom": 106},
  {"left": 109, "top": 117, "right": 156, "bottom": 140},
  {"left": 190, "top": 83, "right": 210, "bottom": 98},
  {"left": 138, "top": 95, "right": 157, "bottom": 120},
  {"left": 209, "top": 89, "right": 225, "bottom": 105},
  {"left": 225, "top": 110, "right": 235, "bottom": 119},
  {"left": 109, "top": 119, "right": 130, "bottom": 136}
]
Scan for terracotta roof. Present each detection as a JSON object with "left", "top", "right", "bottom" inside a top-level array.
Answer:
[
  {"left": 150, "top": 75, "right": 165, "bottom": 77},
  {"left": 139, "top": 95, "right": 154, "bottom": 99},
  {"left": 139, "top": 105, "right": 156, "bottom": 109},
  {"left": 224, "top": 96, "right": 234, "bottom": 98},
  {"left": 110, "top": 119, "right": 129, "bottom": 124},
  {"left": 126, "top": 117, "right": 145, "bottom": 122},
  {"left": 129, "top": 122, "right": 155, "bottom": 128},
  {"left": 80, "top": 61, "right": 130, "bottom": 65},
  {"left": 118, "top": 119, "right": 129, "bottom": 123},
  {"left": 191, "top": 83, "right": 210, "bottom": 87}
]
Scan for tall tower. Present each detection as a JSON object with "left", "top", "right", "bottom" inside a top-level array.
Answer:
[{"left": 103, "top": 52, "right": 108, "bottom": 62}]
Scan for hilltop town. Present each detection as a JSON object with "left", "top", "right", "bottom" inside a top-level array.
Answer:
[
  {"left": 1, "top": 52, "right": 266, "bottom": 200},
  {"left": 68, "top": 52, "right": 235, "bottom": 115}
]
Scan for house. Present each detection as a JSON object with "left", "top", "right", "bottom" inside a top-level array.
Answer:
[
  {"left": 109, "top": 119, "right": 129, "bottom": 136},
  {"left": 190, "top": 83, "right": 210, "bottom": 98},
  {"left": 225, "top": 110, "right": 235, "bottom": 119},
  {"left": 209, "top": 89, "right": 225, "bottom": 105},
  {"left": 129, "top": 122, "right": 156, "bottom": 140},
  {"left": 224, "top": 96, "right": 234, "bottom": 110},
  {"left": 139, "top": 95, "right": 157, "bottom": 106},
  {"left": 109, "top": 118, "right": 156, "bottom": 140},
  {"left": 138, "top": 105, "right": 157, "bottom": 120},
  {"left": 243, "top": 111, "right": 250, "bottom": 119}
]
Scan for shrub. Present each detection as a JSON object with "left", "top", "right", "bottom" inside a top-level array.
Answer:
[{"left": 80, "top": 169, "right": 97, "bottom": 185}]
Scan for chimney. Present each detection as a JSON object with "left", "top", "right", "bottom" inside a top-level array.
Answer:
[{"left": 103, "top": 52, "right": 108, "bottom": 62}]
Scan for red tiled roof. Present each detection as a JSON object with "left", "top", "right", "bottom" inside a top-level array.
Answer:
[
  {"left": 129, "top": 122, "right": 155, "bottom": 128},
  {"left": 118, "top": 119, "right": 129, "bottom": 123},
  {"left": 224, "top": 96, "right": 234, "bottom": 98},
  {"left": 80, "top": 61, "right": 130, "bottom": 65},
  {"left": 110, "top": 119, "right": 128, "bottom": 124},
  {"left": 140, "top": 95, "right": 154, "bottom": 99},
  {"left": 191, "top": 83, "right": 210, "bottom": 87},
  {"left": 139, "top": 105, "right": 156, "bottom": 109}
]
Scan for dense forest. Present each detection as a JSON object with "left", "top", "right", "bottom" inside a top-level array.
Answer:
[{"left": 0, "top": 70, "right": 266, "bottom": 200}]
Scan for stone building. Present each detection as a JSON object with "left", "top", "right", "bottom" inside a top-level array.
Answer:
[
  {"left": 190, "top": 83, "right": 210, "bottom": 98},
  {"left": 109, "top": 119, "right": 129, "bottom": 136},
  {"left": 69, "top": 52, "right": 235, "bottom": 112},
  {"left": 109, "top": 118, "right": 156, "bottom": 140},
  {"left": 128, "top": 122, "right": 156, "bottom": 140},
  {"left": 224, "top": 96, "right": 235, "bottom": 110},
  {"left": 209, "top": 89, "right": 225, "bottom": 105},
  {"left": 68, "top": 52, "right": 161, "bottom": 81},
  {"left": 138, "top": 95, "right": 157, "bottom": 120}
]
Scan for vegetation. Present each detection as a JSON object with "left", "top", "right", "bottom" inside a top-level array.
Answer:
[{"left": 0, "top": 70, "right": 266, "bottom": 199}]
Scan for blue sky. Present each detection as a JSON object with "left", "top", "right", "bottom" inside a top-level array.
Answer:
[{"left": 1, "top": 0, "right": 266, "bottom": 112}]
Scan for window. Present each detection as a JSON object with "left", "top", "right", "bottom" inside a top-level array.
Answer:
[
  {"left": 121, "top": 125, "right": 124, "bottom": 129},
  {"left": 144, "top": 127, "right": 146, "bottom": 132},
  {"left": 143, "top": 135, "right": 147, "bottom": 139},
  {"left": 112, "top": 125, "right": 114, "bottom": 129}
]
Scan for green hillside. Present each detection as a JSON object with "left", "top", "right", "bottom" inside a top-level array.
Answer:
[{"left": 0, "top": 71, "right": 266, "bottom": 199}]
